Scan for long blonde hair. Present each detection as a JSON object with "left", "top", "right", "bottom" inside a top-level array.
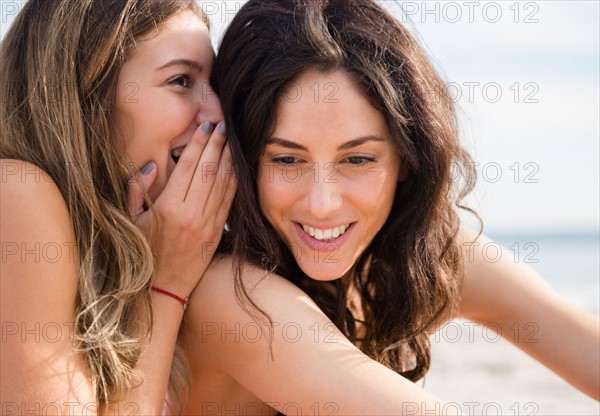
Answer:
[{"left": 0, "top": 0, "right": 207, "bottom": 411}]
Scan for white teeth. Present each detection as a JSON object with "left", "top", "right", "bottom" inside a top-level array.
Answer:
[
  {"left": 302, "top": 224, "right": 315, "bottom": 237},
  {"left": 301, "top": 223, "right": 350, "bottom": 241},
  {"left": 171, "top": 147, "right": 184, "bottom": 162},
  {"left": 308, "top": 227, "right": 315, "bottom": 237}
]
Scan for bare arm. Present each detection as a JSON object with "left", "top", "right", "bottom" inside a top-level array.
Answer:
[
  {"left": 115, "top": 122, "right": 235, "bottom": 413},
  {"left": 184, "top": 257, "right": 460, "bottom": 415},
  {"left": 1, "top": 122, "right": 235, "bottom": 414},
  {"left": 1, "top": 160, "right": 95, "bottom": 410},
  {"left": 458, "top": 228, "right": 600, "bottom": 400}
]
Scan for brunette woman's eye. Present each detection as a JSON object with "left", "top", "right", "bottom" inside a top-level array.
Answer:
[
  {"left": 345, "top": 156, "right": 376, "bottom": 165},
  {"left": 272, "top": 156, "right": 298, "bottom": 166}
]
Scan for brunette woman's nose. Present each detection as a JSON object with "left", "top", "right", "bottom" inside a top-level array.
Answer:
[{"left": 304, "top": 165, "right": 343, "bottom": 219}]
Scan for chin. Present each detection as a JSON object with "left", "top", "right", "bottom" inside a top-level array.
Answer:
[{"left": 296, "top": 259, "right": 354, "bottom": 282}]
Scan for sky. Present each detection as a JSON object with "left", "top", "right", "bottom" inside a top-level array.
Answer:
[{"left": 2, "top": 1, "right": 598, "bottom": 235}]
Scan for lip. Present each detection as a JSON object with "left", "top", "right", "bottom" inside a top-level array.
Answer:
[
  {"left": 170, "top": 129, "right": 197, "bottom": 154},
  {"left": 293, "top": 221, "right": 355, "bottom": 252},
  {"left": 170, "top": 137, "right": 193, "bottom": 163}
]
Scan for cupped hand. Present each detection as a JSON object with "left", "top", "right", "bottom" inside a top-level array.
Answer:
[{"left": 126, "top": 121, "right": 236, "bottom": 298}]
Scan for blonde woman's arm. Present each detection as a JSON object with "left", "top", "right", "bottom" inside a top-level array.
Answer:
[
  {"left": 458, "top": 228, "right": 600, "bottom": 400},
  {"left": 184, "top": 257, "right": 460, "bottom": 415},
  {"left": 1, "top": 122, "right": 234, "bottom": 414},
  {"left": 116, "top": 122, "right": 235, "bottom": 414},
  {"left": 1, "top": 160, "right": 95, "bottom": 409}
]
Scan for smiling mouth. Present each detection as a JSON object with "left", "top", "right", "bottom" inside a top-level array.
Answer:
[
  {"left": 299, "top": 223, "right": 351, "bottom": 242},
  {"left": 170, "top": 147, "right": 184, "bottom": 163}
]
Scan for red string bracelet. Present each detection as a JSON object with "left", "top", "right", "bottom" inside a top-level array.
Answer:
[{"left": 151, "top": 285, "right": 189, "bottom": 311}]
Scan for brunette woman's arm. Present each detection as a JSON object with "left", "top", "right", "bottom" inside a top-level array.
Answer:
[
  {"left": 184, "top": 257, "right": 460, "bottom": 415},
  {"left": 458, "top": 228, "right": 600, "bottom": 400}
]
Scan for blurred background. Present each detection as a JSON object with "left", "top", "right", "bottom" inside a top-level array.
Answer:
[{"left": 2, "top": 0, "right": 598, "bottom": 413}]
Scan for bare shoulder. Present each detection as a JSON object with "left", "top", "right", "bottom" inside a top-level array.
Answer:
[
  {"left": 188, "top": 255, "right": 319, "bottom": 324},
  {"left": 1, "top": 159, "right": 77, "bottom": 280},
  {"left": 1, "top": 160, "right": 92, "bottom": 401},
  {"left": 1, "top": 159, "right": 72, "bottom": 228},
  {"left": 185, "top": 255, "right": 347, "bottom": 370},
  {"left": 1, "top": 157, "right": 78, "bottom": 322},
  {"left": 185, "top": 260, "right": 450, "bottom": 412}
]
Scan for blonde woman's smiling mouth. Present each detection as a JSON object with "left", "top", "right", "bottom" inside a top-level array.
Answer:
[{"left": 170, "top": 146, "right": 185, "bottom": 163}]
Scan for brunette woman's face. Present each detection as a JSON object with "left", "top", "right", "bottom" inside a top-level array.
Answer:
[
  {"left": 258, "top": 69, "right": 403, "bottom": 281},
  {"left": 116, "top": 10, "right": 223, "bottom": 201}
]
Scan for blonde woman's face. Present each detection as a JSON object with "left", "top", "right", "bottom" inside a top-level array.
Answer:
[
  {"left": 116, "top": 10, "right": 223, "bottom": 200},
  {"left": 258, "top": 70, "right": 403, "bottom": 281}
]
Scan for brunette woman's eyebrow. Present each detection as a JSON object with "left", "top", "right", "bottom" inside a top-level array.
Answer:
[
  {"left": 267, "top": 135, "right": 385, "bottom": 152},
  {"left": 156, "top": 59, "right": 203, "bottom": 72},
  {"left": 336, "top": 135, "right": 385, "bottom": 150},
  {"left": 267, "top": 137, "right": 308, "bottom": 151}
]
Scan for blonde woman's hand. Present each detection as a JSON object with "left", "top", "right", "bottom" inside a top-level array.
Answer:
[{"left": 126, "top": 121, "right": 236, "bottom": 298}]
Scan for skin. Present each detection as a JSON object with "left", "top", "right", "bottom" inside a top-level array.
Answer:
[
  {"left": 117, "top": 10, "right": 223, "bottom": 201},
  {"left": 184, "top": 69, "right": 456, "bottom": 413},
  {"left": 184, "top": 69, "right": 599, "bottom": 414},
  {"left": 258, "top": 70, "right": 402, "bottom": 281},
  {"left": 1, "top": 10, "right": 235, "bottom": 414}
]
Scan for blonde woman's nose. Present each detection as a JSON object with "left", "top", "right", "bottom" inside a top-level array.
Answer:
[{"left": 195, "top": 82, "right": 224, "bottom": 126}]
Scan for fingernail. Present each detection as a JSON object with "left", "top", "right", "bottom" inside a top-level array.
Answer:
[
  {"left": 141, "top": 161, "right": 154, "bottom": 176},
  {"left": 219, "top": 122, "right": 227, "bottom": 134},
  {"left": 201, "top": 121, "right": 214, "bottom": 133}
]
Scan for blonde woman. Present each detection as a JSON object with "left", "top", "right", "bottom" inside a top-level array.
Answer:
[{"left": 0, "top": 0, "right": 234, "bottom": 414}]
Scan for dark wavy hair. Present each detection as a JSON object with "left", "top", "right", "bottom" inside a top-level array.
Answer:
[{"left": 214, "top": 0, "right": 478, "bottom": 381}]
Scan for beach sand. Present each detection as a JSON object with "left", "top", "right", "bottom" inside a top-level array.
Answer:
[{"left": 425, "top": 319, "right": 599, "bottom": 416}]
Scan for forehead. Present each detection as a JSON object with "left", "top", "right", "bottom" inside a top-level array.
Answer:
[
  {"left": 148, "top": 9, "right": 207, "bottom": 38},
  {"left": 274, "top": 69, "right": 390, "bottom": 145},
  {"left": 127, "top": 11, "right": 212, "bottom": 65}
]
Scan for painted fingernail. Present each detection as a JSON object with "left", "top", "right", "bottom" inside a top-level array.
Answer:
[
  {"left": 141, "top": 161, "right": 154, "bottom": 176},
  {"left": 219, "top": 122, "right": 227, "bottom": 134},
  {"left": 201, "top": 121, "right": 214, "bottom": 133}
]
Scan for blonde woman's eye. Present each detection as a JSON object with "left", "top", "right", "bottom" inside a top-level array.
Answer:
[{"left": 169, "top": 75, "right": 192, "bottom": 88}]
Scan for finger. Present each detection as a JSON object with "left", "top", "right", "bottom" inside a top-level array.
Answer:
[
  {"left": 214, "top": 171, "right": 237, "bottom": 231},
  {"left": 160, "top": 121, "right": 215, "bottom": 201},
  {"left": 201, "top": 142, "right": 233, "bottom": 217},
  {"left": 126, "top": 162, "right": 156, "bottom": 218},
  {"left": 186, "top": 121, "right": 228, "bottom": 207}
]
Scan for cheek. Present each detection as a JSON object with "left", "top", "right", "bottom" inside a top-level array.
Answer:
[
  {"left": 257, "top": 167, "right": 298, "bottom": 223},
  {"left": 352, "top": 170, "right": 398, "bottom": 217},
  {"left": 148, "top": 169, "right": 169, "bottom": 201}
]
